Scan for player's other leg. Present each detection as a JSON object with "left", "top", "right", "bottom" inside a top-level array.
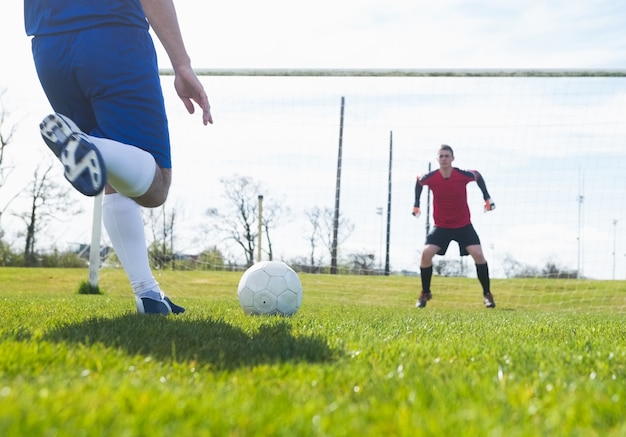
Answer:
[
  {"left": 417, "top": 244, "right": 440, "bottom": 308},
  {"left": 103, "top": 193, "right": 185, "bottom": 315},
  {"left": 466, "top": 244, "right": 496, "bottom": 308}
]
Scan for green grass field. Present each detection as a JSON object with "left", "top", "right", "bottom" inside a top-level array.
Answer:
[{"left": 0, "top": 268, "right": 625, "bottom": 436}]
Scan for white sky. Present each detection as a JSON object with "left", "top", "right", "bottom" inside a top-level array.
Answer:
[{"left": 1, "top": 1, "right": 625, "bottom": 279}]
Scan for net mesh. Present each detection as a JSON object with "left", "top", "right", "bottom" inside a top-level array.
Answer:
[{"left": 95, "top": 69, "right": 626, "bottom": 311}]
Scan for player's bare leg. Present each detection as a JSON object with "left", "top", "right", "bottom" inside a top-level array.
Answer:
[{"left": 104, "top": 167, "right": 172, "bottom": 208}]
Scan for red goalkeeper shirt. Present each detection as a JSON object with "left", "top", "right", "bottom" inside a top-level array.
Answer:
[{"left": 415, "top": 168, "right": 489, "bottom": 229}]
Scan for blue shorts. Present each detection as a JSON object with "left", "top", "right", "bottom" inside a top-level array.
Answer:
[
  {"left": 425, "top": 224, "right": 482, "bottom": 256},
  {"left": 31, "top": 25, "right": 172, "bottom": 168}
]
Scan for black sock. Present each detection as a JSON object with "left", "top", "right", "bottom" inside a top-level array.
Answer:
[
  {"left": 476, "top": 263, "right": 490, "bottom": 295},
  {"left": 420, "top": 266, "right": 433, "bottom": 293}
]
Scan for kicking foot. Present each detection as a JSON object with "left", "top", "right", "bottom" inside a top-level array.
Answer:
[{"left": 40, "top": 113, "right": 106, "bottom": 196}]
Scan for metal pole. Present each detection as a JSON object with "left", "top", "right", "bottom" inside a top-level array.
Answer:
[
  {"left": 376, "top": 207, "right": 383, "bottom": 269},
  {"left": 613, "top": 219, "right": 618, "bottom": 280},
  {"left": 426, "top": 162, "right": 431, "bottom": 238},
  {"left": 257, "top": 195, "right": 263, "bottom": 263},
  {"left": 331, "top": 96, "right": 345, "bottom": 274},
  {"left": 577, "top": 171, "right": 584, "bottom": 279},
  {"left": 384, "top": 131, "right": 393, "bottom": 276}
]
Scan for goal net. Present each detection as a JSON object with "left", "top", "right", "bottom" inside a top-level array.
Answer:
[{"left": 98, "top": 69, "right": 626, "bottom": 311}]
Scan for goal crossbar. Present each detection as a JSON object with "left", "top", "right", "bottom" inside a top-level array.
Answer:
[{"left": 159, "top": 68, "right": 626, "bottom": 77}]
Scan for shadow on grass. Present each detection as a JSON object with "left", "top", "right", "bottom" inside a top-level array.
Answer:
[{"left": 44, "top": 314, "right": 336, "bottom": 370}]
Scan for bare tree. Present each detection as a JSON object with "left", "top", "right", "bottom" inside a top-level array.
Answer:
[
  {"left": 304, "top": 206, "right": 322, "bottom": 268},
  {"left": 207, "top": 175, "right": 287, "bottom": 267},
  {"left": 433, "top": 258, "right": 465, "bottom": 277},
  {"left": 541, "top": 261, "right": 578, "bottom": 279},
  {"left": 502, "top": 253, "right": 523, "bottom": 279},
  {"left": 16, "top": 161, "right": 82, "bottom": 266},
  {"left": 348, "top": 252, "right": 376, "bottom": 274},
  {"left": 303, "top": 206, "right": 354, "bottom": 271},
  {"left": 261, "top": 198, "right": 290, "bottom": 261},
  {"left": 318, "top": 206, "right": 354, "bottom": 267},
  {"left": 0, "top": 90, "right": 20, "bottom": 227},
  {"left": 146, "top": 204, "right": 178, "bottom": 270},
  {"left": 208, "top": 175, "right": 259, "bottom": 267}
]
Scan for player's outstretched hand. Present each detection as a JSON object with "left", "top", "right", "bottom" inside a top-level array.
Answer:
[
  {"left": 484, "top": 199, "right": 496, "bottom": 212},
  {"left": 174, "top": 65, "right": 213, "bottom": 125},
  {"left": 412, "top": 207, "right": 421, "bottom": 218}
]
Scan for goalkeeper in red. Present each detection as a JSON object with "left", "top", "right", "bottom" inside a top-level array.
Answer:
[{"left": 413, "top": 145, "right": 496, "bottom": 308}]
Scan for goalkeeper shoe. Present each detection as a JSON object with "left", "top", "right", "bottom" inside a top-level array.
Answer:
[
  {"left": 484, "top": 292, "right": 496, "bottom": 308},
  {"left": 39, "top": 113, "right": 106, "bottom": 196},
  {"left": 415, "top": 291, "right": 432, "bottom": 309},
  {"left": 136, "top": 295, "right": 186, "bottom": 315}
]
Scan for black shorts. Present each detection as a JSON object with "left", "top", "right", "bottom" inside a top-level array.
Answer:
[{"left": 425, "top": 224, "right": 481, "bottom": 256}]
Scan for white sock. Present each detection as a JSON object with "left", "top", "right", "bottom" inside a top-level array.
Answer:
[
  {"left": 102, "top": 193, "right": 162, "bottom": 299},
  {"left": 89, "top": 136, "right": 156, "bottom": 198}
]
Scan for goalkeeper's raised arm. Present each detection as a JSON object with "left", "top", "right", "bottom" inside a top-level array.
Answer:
[
  {"left": 412, "top": 176, "right": 425, "bottom": 217},
  {"left": 471, "top": 170, "right": 496, "bottom": 212}
]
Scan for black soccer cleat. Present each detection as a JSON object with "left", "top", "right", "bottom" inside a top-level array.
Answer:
[
  {"left": 484, "top": 292, "right": 496, "bottom": 308},
  {"left": 416, "top": 291, "right": 432, "bottom": 309},
  {"left": 136, "top": 295, "right": 186, "bottom": 315}
]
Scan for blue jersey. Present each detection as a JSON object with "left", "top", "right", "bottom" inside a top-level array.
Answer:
[{"left": 24, "top": 0, "right": 148, "bottom": 36}]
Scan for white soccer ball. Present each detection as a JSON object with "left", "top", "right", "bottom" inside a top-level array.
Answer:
[{"left": 237, "top": 261, "right": 303, "bottom": 316}]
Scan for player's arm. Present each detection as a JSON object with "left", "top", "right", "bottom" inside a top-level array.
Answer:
[
  {"left": 139, "top": 0, "right": 213, "bottom": 125},
  {"left": 473, "top": 171, "right": 495, "bottom": 211},
  {"left": 413, "top": 177, "right": 423, "bottom": 217}
]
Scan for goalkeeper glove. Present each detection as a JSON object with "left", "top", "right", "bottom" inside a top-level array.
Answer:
[
  {"left": 484, "top": 199, "right": 496, "bottom": 212},
  {"left": 412, "top": 207, "right": 421, "bottom": 218}
]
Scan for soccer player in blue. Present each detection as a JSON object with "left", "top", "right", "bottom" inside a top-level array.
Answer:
[
  {"left": 413, "top": 145, "right": 496, "bottom": 309},
  {"left": 24, "top": 0, "right": 213, "bottom": 315}
]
